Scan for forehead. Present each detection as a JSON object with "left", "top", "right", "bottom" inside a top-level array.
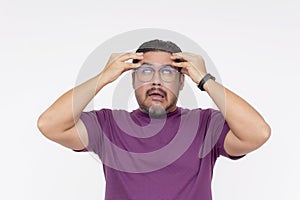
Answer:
[{"left": 141, "top": 51, "right": 173, "bottom": 64}]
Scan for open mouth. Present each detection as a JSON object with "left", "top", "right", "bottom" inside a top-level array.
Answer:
[
  {"left": 147, "top": 89, "right": 166, "bottom": 101},
  {"left": 149, "top": 92, "right": 164, "bottom": 98}
]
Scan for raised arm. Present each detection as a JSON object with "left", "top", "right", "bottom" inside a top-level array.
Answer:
[
  {"left": 171, "top": 52, "right": 271, "bottom": 156},
  {"left": 37, "top": 52, "right": 143, "bottom": 150}
]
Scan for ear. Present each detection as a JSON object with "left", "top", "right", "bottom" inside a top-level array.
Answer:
[{"left": 179, "top": 74, "right": 185, "bottom": 90}]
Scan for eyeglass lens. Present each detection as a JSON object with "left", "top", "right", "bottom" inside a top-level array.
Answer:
[{"left": 135, "top": 63, "right": 179, "bottom": 82}]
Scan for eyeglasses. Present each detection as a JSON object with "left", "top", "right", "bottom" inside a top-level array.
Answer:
[{"left": 134, "top": 63, "right": 181, "bottom": 82}]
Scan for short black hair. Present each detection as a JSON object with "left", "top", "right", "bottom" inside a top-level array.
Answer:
[{"left": 133, "top": 39, "right": 182, "bottom": 63}]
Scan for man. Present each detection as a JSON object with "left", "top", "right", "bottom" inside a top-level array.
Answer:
[{"left": 37, "top": 39, "right": 271, "bottom": 199}]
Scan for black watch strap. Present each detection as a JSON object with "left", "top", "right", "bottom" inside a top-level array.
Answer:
[{"left": 197, "top": 73, "right": 216, "bottom": 91}]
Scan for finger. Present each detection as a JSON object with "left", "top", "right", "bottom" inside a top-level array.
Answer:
[
  {"left": 170, "top": 56, "right": 189, "bottom": 63},
  {"left": 170, "top": 53, "right": 186, "bottom": 61},
  {"left": 171, "top": 52, "right": 196, "bottom": 61},
  {"left": 180, "top": 68, "right": 189, "bottom": 75},
  {"left": 109, "top": 53, "right": 123, "bottom": 60},
  {"left": 119, "top": 52, "right": 143, "bottom": 62},
  {"left": 172, "top": 61, "right": 189, "bottom": 68},
  {"left": 171, "top": 57, "right": 187, "bottom": 63},
  {"left": 124, "top": 62, "right": 142, "bottom": 71},
  {"left": 131, "top": 63, "right": 142, "bottom": 69}
]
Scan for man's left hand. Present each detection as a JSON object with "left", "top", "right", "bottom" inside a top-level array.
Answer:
[{"left": 171, "top": 52, "right": 207, "bottom": 84}]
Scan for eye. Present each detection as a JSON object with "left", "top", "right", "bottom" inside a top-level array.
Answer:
[
  {"left": 161, "top": 67, "right": 176, "bottom": 74},
  {"left": 142, "top": 68, "right": 152, "bottom": 73},
  {"left": 139, "top": 67, "right": 153, "bottom": 74}
]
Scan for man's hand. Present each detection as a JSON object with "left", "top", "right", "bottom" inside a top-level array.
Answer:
[
  {"left": 101, "top": 52, "right": 144, "bottom": 84},
  {"left": 171, "top": 53, "right": 271, "bottom": 157},
  {"left": 170, "top": 52, "right": 207, "bottom": 84},
  {"left": 37, "top": 52, "right": 143, "bottom": 151}
]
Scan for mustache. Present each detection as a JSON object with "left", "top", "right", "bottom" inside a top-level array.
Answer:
[{"left": 146, "top": 87, "right": 167, "bottom": 97}]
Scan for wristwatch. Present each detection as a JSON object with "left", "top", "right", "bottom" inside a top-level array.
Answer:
[{"left": 197, "top": 73, "right": 216, "bottom": 91}]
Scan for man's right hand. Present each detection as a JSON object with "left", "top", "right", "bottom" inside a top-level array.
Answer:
[
  {"left": 37, "top": 52, "right": 144, "bottom": 151},
  {"left": 100, "top": 52, "right": 144, "bottom": 84}
]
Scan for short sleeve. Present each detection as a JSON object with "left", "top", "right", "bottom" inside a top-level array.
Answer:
[
  {"left": 73, "top": 109, "right": 106, "bottom": 154},
  {"left": 208, "top": 109, "right": 245, "bottom": 160},
  {"left": 216, "top": 121, "right": 245, "bottom": 160}
]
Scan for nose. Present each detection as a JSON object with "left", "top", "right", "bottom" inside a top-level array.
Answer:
[{"left": 151, "top": 70, "right": 162, "bottom": 86}]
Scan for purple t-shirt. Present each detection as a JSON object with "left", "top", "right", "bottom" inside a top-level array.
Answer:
[{"left": 76, "top": 107, "right": 243, "bottom": 200}]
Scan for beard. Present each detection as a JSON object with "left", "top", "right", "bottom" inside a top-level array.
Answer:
[
  {"left": 136, "top": 88, "right": 179, "bottom": 119},
  {"left": 148, "top": 104, "right": 167, "bottom": 118}
]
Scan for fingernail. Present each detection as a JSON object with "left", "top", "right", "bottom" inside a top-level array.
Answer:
[{"left": 137, "top": 52, "right": 143, "bottom": 55}]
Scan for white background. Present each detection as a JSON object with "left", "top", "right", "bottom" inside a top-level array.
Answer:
[{"left": 1, "top": 0, "right": 299, "bottom": 199}]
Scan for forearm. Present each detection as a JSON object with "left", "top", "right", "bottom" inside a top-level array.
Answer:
[
  {"left": 170, "top": 52, "right": 270, "bottom": 152},
  {"left": 204, "top": 79, "right": 271, "bottom": 144},
  {"left": 38, "top": 72, "right": 108, "bottom": 134}
]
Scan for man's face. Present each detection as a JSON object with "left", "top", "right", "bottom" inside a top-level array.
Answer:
[{"left": 132, "top": 51, "right": 184, "bottom": 118}]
